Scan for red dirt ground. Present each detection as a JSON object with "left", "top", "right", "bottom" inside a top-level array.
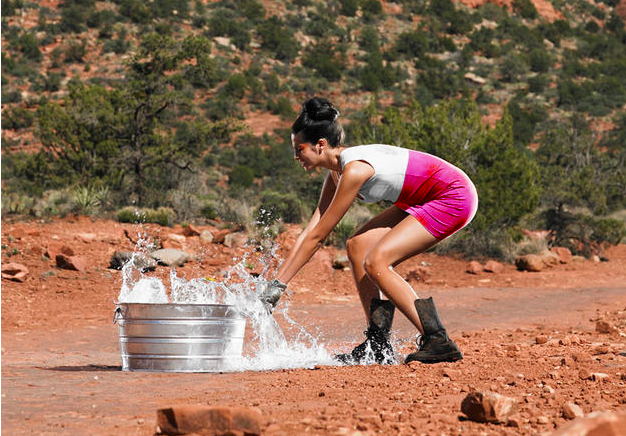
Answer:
[{"left": 2, "top": 216, "right": 625, "bottom": 435}]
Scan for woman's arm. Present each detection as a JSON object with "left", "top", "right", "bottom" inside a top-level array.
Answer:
[
  {"left": 276, "top": 171, "right": 336, "bottom": 277},
  {"left": 276, "top": 161, "right": 373, "bottom": 283}
]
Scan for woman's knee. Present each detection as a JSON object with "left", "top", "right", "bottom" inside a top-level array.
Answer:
[
  {"left": 363, "top": 250, "right": 388, "bottom": 281},
  {"left": 346, "top": 236, "right": 364, "bottom": 264}
]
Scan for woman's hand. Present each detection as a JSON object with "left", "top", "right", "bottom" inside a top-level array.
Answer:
[{"left": 259, "top": 279, "right": 288, "bottom": 313}]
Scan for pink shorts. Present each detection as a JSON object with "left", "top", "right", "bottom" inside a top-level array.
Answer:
[{"left": 394, "top": 151, "right": 478, "bottom": 240}]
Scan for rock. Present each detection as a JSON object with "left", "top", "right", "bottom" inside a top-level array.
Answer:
[
  {"left": 149, "top": 249, "right": 191, "bottom": 267},
  {"left": 223, "top": 232, "right": 247, "bottom": 248},
  {"left": 109, "top": 251, "right": 157, "bottom": 272},
  {"left": 578, "top": 368, "right": 592, "bottom": 380},
  {"left": 182, "top": 224, "right": 201, "bottom": 237},
  {"left": 593, "top": 345, "right": 610, "bottom": 355},
  {"left": 332, "top": 252, "right": 350, "bottom": 269},
  {"left": 538, "top": 249, "right": 559, "bottom": 266},
  {"left": 405, "top": 266, "right": 432, "bottom": 283},
  {"left": 167, "top": 234, "right": 186, "bottom": 245},
  {"left": 572, "top": 255, "right": 586, "bottom": 262},
  {"left": 45, "top": 242, "right": 74, "bottom": 260},
  {"left": 551, "top": 411, "right": 626, "bottom": 436},
  {"left": 1, "top": 262, "right": 29, "bottom": 282},
  {"left": 460, "top": 391, "right": 518, "bottom": 424},
  {"left": 212, "top": 229, "right": 231, "bottom": 244},
  {"left": 563, "top": 402, "right": 584, "bottom": 420},
  {"left": 591, "top": 372, "right": 609, "bottom": 381},
  {"left": 550, "top": 247, "right": 572, "bottom": 264},
  {"left": 536, "top": 335, "right": 548, "bottom": 344},
  {"left": 466, "top": 261, "right": 483, "bottom": 274},
  {"left": 77, "top": 233, "right": 97, "bottom": 243},
  {"left": 464, "top": 72, "right": 487, "bottom": 84},
  {"left": 515, "top": 254, "right": 545, "bottom": 272},
  {"left": 483, "top": 260, "right": 504, "bottom": 273},
  {"left": 155, "top": 404, "right": 262, "bottom": 436},
  {"left": 199, "top": 230, "right": 214, "bottom": 245},
  {"left": 56, "top": 254, "right": 89, "bottom": 271},
  {"left": 596, "top": 320, "right": 615, "bottom": 334}
]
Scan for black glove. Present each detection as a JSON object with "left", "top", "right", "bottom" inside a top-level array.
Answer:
[{"left": 259, "top": 279, "right": 287, "bottom": 313}]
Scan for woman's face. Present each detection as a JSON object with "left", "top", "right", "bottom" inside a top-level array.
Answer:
[{"left": 291, "top": 133, "right": 319, "bottom": 171}]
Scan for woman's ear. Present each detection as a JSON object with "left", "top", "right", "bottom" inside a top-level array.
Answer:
[{"left": 316, "top": 138, "right": 328, "bottom": 153}]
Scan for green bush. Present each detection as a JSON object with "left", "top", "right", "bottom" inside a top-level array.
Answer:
[
  {"left": 512, "top": 0, "right": 538, "bottom": 19},
  {"left": 528, "top": 48, "right": 552, "bottom": 73},
  {"left": 302, "top": 42, "right": 345, "bottom": 81},
  {"left": 116, "top": 206, "right": 176, "bottom": 226},
  {"left": 257, "top": 17, "right": 300, "bottom": 62},
  {"left": 2, "top": 106, "right": 35, "bottom": 130},
  {"left": 338, "top": 0, "right": 358, "bottom": 16},
  {"left": 255, "top": 190, "right": 308, "bottom": 224},
  {"left": 228, "top": 165, "right": 255, "bottom": 187}
]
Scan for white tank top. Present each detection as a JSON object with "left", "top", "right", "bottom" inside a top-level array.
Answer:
[{"left": 339, "top": 144, "right": 409, "bottom": 203}]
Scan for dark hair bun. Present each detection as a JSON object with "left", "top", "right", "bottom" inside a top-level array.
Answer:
[{"left": 303, "top": 97, "right": 339, "bottom": 122}]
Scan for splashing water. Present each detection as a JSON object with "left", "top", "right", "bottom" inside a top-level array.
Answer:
[{"left": 116, "top": 230, "right": 337, "bottom": 371}]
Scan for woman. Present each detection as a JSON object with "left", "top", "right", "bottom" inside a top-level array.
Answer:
[{"left": 260, "top": 97, "right": 478, "bottom": 365}]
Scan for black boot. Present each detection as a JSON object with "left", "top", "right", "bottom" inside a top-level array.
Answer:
[
  {"left": 404, "top": 297, "right": 463, "bottom": 364},
  {"left": 335, "top": 298, "right": 396, "bottom": 365}
]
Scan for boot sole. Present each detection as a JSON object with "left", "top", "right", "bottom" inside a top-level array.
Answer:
[{"left": 405, "top": 351, "right": 463, "bottom": 364}]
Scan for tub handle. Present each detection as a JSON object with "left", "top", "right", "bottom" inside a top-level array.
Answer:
[{"left": 113, "top": 307, "right": 122, "bottom": 324}]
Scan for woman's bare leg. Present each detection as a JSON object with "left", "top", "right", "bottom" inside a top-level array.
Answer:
[
  {"left": 362, "top": 214, "right": 440, "bottom": 333},
  {"left": 345, "top": 206, "right": 409, "bottom": 318}
]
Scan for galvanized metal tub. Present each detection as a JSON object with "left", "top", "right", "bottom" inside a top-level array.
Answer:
[{"left": 114, "top": 303, "right": 246, "bottom": 372}]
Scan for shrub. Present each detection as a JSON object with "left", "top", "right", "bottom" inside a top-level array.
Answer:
[
  {"left": 338, "top": 0, "right": 358, "bottom": 16},
  {"left": 395, "top": 30, "right": 429, "bottom": 58},
  {"left": 267, "top": 96, "right": 295, "bottom": 119},
  {"left": 257, "top": 17, "right": 300, "bottom": 62},
  {"left": 528, "top": 48, "right": 552, "bottom": 73},
  {"left": 117, "top": 206, "right": 176, "bottom": 226},
  {"left": 2, "top": 106, "right": 35, "bottom": 130},
  {"left": 64, "top": 40, "right": 87, "bottom": 63},
  {"left": 512, "top": 0, "right": 538, "bottom": 19},
  {"left": 255, "top": 190, "right": 308, "bottom": 224},
  {"left": 228, "top": 165, "right": 255, "bottom": 187},
  {"left": 223, "top": 73, "right": 248, "bottom": 100},
  {"left": 302, "top": 42, "right": 345, "bottom": 81},
  {"left": 17, "top": 32, "right": 42, "bottom": 62}
]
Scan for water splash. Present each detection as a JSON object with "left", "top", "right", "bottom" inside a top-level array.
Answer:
[{"left": 116, "top": 227, "right": 336, "bottom": 371}]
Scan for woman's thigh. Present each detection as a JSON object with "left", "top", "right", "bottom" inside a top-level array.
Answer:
[
  {"left": 347, "top": 206, "right": 409, "bottom": 260},
  {"left": 366, "top": 214, "right": 440, "bottom": 267}
]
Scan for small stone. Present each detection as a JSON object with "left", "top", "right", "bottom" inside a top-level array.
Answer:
[
  {"left": 466, "top": 261, "right": 483, "bottom": 274},
  {"left": 537, "top": 416, "right": 550, "bottom": 424},
  {"left": 536, "top": 335, "right": 548, "bottom": 344},
  {"left": 56, "top": 254, "right": 88, "bottom": 272},
  {"left": 149, "top": 249, "right": 191, "bottom": 267},
  {"left": 167, "top": 234, "right": 186, "bottom": 244},
  {"left": 45, "top": 243, "right": 74, "bottom": 260},
  {"left": 405, "top": 266, "right": 432, "bottom": 283},
  {"left": 563, "top": 402, "right": 584, "bottom": 419},
  {"left": 461, "top": 391, "right": 518, "bottom": 424},
  {"left": 550, "top": 246, "right": 572, "bottom": 263},
  {"left": 155, "top": 405, "right": 262, "bottom": 436},
  {"left": 182, "top": 224, "right": 201, "bottom": 237},
  {"left": 332, "top": 253, "right": 349, "bottom": 269},
  {"left": 579, "top": 368, "right": 592, "bottom": 380},
  {"left": 595, "top": 321, "right": 614, "bottom": 334},
  {"left": 224, "top": 232, "right": 247, "bottom": 248},
  {"left": 591, "top": 372, "right": 609, "bottom": 381},
  {"left": 593, "top": 345, "right": 610, "bottom": 355},
  {"left": 552, "top": 411, "right": 626, "bottom": 436},
  {"left": 199, "top": 230, "right": 214, "bottom": 245},
  {"left": 543, "top": 385, "right": 555, "bottom": 394},
  {"left": 1, "top": 262, "right": 29, "bottom": 282},
  {"left": 515, "top": 254, "right": 544, "bottom": 272},
  {"left": 484, "top": 260, "right": 504, "bottom": 273}
]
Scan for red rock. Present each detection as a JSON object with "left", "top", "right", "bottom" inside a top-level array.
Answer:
[
  {"left": 199, "top": 230, "right": 214, "bottom": 245},
  {"left": 55, "top": 254, "right": 89, "bottom": 272},
  {"left": 466, "top": 261, "right": 483, "bottom": 274},
  {"left": 405, "top": 266, "right": 432, "bottom": 283},
  {"left": 552, "top": 411, "right": 626, "bottom": 436},
  {"left": 515, "top": 254, "right": 544, "bottom": 272},
  {"left": 578, "top": 368, "right": 592, "bottom": 380},
  {"left": 484, "top": 260, "right": 504, "bottom": 273},
  {"left": 461, "top": 391, "right": 518, "bottom": 423},
  {"left": 596, "top": 320, "right": 614, "bottom": 334},
  {"left": 538, "top": 249, "right": 559, "bottom": 266},
  {"left": 536, "top": 335, "right": 548, "bottom": 344},
  {"left": 182, "top": 224, "right": 201, "bottom": 237},
  {"left": 1, "top": 262, "right": 29, "bottom": 282},
  {"left": 212, "top": 229, "right": 231, "bottom": 244},
  {"left": 45, "top": 242, "right": 74, "bottom": 260},
  {"left": 224, "top": 232, "right": 247, "bottom": 248},
  {"left": 593, "top": 345, "right": 610, "bottom": 355},
  {"left": 156, "top": 405, "right": 262, "bottom": 436},
  {"left": 562, "top": 402, "right": 584, "bottom": 420},
  {"left": 550, "top": 247, "right": 572, "bottom": 263}
]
